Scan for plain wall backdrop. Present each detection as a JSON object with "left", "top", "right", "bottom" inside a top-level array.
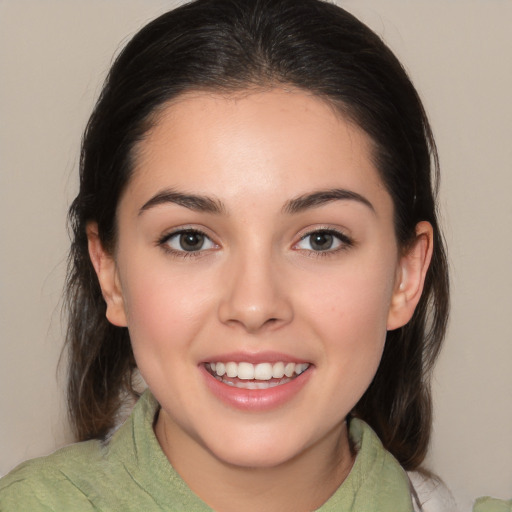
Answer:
[{"left": 1, "top": 1, "right": 511, "bottom": 510}]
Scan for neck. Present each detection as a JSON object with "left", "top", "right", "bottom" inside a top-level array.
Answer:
[{"left": 155, "top": 412, "right": 354, "bottom": 512}]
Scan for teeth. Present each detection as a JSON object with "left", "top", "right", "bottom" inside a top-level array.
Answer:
[
  {"left": 272, "top": 362, "right": 285, "bottom": 378},
  {"left": 208, "top": 361, "right": 310, "bottom": 381},
  {"left": 284, "top": 362, "right": 295, "bottom": 377},
  {"left": 226, "top": 362, "right": 237, "bottom": 378},
  {"left": 254, "top": 363, "right": 272, "bottom": 380},
  {"left": 219, "top": 378, "right": 292, "bottom": 389},
  {"left": 296, "top": 363, "right": 309, "bottom": 375},
  {"left": 215, "top": 362, "right": 226, "bottom": 376},
  {"left": 238, "top": 362, "right": 255, "bottom": 380}
]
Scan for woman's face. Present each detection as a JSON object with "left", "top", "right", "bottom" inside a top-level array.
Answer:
[{"left": 92, "top": 89, "right": 426, "bottom": 471}]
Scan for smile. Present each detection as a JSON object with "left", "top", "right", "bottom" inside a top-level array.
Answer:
[{"left": 206, "top": 361, "right": 310, "bottom": 390}]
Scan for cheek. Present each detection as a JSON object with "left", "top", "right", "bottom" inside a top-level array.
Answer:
[
  {"left": 304, "top": 259, "right": 396, "bottom": 332},
  {"left": 299, "top": 258, "right": 396, "bottom": 375},
  {"left": 118, "top": 257, "right": 216, "bottom": 355},
  {"left": 118, "top": 264, "right": 215, "bottom": 399}
]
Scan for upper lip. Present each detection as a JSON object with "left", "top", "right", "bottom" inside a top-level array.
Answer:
[{"left": 200, "top": 351, "right": 311, "bottom": 365}]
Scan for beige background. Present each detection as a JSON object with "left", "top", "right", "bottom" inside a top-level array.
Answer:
[{"left": 1, "top": 1, "right": 511, "bottom": 509}]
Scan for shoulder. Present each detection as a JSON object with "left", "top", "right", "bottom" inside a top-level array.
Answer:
[
  {"left": 473, "top": 497, "right": 512, "bottom": 512},
  {"left": 0, "top": 439, "right": 106, "bottom": 511},
  {"left": 0, "top": 391, "right": 185, "bottom": 512},
  {"left": 0, "top": 392, "right": 153, "bottom": 511}
]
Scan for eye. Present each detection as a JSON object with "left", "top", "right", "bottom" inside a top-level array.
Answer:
[
  {"left": 161, "top": 229, "right": 216, "bottom": 253},
  {"left": 295, "top": 229, "right": 351, "bottom": 252}
]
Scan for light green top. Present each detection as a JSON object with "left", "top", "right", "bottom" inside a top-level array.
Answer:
[
  {"left": 0, "top": 390, "right": 414, "bottom": 511},
  {"left": 474, "top": 498, "right": 512, "bottom": 512}
]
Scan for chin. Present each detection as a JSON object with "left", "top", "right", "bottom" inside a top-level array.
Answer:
[
  {"left": 200, "top": 426, "right": 318, "bottom": 470},
  {"left": 212, "top": 444, "right": 301, "bottom": 469}
]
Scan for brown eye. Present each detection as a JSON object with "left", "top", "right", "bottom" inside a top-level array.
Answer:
[
  {"left": 309, "top": 232, "right": 334, "bottom": 251},
  {"left": 179, "top": 232, "right": 206, "bottom": 251},
  {"left": 163, "top": 229, "right": 216, "bottom": 253},
  {"left": 296, "top": 229, "right": 352, "bottom": 253}
]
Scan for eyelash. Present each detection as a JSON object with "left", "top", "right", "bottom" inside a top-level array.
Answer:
[
  {"left": 157, "top": 227, "right": 354, "bottom": 259},
  {"left": 294, "top": 228, "right": 354, "bottom": 258},
  {"left": 158, "top": 228, "right": 218, "bottom": 259}
]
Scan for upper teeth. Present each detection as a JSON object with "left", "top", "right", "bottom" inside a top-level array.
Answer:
[{"left": 209, "top": 361, "right": 309, "bottom": 380}]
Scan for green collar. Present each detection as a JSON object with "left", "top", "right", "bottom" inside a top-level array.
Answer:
[{"left": 112, "top": 390, "right": 413, "bottom": 511}]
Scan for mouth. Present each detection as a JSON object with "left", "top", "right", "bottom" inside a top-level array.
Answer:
[{"left": 205, "top": 361, "right": 311, "bottom": 390}]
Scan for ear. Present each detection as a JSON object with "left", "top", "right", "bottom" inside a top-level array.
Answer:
[
  {"left": 387, "top": 221, "right": 434, "bottom": 331},
  {"left": 86, "top": 222, "right": 127, "bottom": 327}
]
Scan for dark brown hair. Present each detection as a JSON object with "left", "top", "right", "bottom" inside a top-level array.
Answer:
[{"left": 66, "top": 0, "right": 449, "bottom": 470}]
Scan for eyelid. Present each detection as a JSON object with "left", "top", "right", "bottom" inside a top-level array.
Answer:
[
  {"left": 157, "top": 225, "right": 219, "bottom": 256},
  {"left": 293, "top": 226, "right": 354, "bottom": 253}
]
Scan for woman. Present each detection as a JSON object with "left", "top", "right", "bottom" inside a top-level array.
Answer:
[{"left": 2, "top": 0, "right": 497, "bottom": 510}]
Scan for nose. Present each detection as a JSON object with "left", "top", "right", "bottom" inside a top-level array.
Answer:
[{"left": 217, "top": 248, "right": 293, "bottom": 333}]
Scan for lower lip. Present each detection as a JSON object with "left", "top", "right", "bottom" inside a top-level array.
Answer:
[{"left": 201, "top": 365, "right": 312, "bottom": 411}]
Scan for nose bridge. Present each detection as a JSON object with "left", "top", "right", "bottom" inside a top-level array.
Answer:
[{"left": 218, "top": 241, "right": 292, "bottom": 332}]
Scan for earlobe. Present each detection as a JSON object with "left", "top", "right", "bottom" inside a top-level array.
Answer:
[
  {"left": 86, "top": 222, "right": 128, "bottom": 327},
  {"left": 387, "top": 221, "right": 433, "bottom": 330}
]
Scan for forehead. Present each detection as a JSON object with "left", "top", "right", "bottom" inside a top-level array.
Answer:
[{"left": 125, "top": 88, "right": 388, "bottom": 213}]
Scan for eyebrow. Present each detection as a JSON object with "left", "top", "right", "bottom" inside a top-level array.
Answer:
[
  {"left": 139, "top": 189, "right": 225, "bottom": 215},
  {"left": 139, "top": 187, "right": 374, "bottom": 216},
  {"left": 283, "top": 188, "right": 375, "bottom": 214}
]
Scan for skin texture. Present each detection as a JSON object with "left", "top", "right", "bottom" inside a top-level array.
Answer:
[{"left": 88, "top": 89, "right": 433, "bottom": 512}]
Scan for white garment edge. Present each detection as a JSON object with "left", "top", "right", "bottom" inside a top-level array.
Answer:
[{"left": 408, "top": 471, "right": 460, "bottom": 512}]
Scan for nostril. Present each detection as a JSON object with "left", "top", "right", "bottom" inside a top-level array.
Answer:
[
  {"left": 258, "top": 317, "right": 280, "bottom": 330},
  {"left": 217, "top": 274, "right": 294, "bottom": 332}
]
